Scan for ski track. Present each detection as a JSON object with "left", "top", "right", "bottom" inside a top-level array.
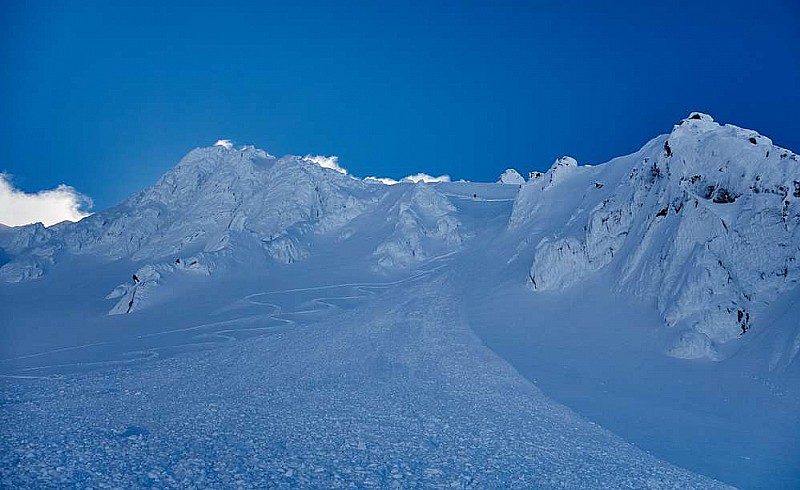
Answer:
[{"left": 0, "top": 256, "right": 455, "bottom": 379}]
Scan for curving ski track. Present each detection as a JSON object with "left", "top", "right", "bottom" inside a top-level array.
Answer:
[{"left": 0, "top": 256, "right": 454, "bottom": 379}]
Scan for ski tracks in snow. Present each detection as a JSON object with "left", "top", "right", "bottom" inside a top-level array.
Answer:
[{"left": 0, "top": 256, "right": 455, "bottom": 378}]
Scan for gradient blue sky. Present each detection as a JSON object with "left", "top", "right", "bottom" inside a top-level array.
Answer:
[{"left": 2, "top": 0, "right": 799, "bottom": 211}]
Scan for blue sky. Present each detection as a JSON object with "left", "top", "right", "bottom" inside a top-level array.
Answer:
[{"left": 1, "top": 0, "right": 799, "bottom": 212}]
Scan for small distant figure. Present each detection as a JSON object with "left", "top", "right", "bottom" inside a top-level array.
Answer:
[
  {"left": 132, "top": 274, "right": 140, "bottom": 284},
  {"left": 664, "top": 141, "right": 672, "bottom": 157},
  {"left": 175, "top": 258, "right": 181, "bottom": 265},
  {"left": 473, "top": 193, "right": 477, "bottom": 198}
]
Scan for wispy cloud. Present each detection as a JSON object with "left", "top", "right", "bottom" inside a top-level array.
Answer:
[
  {"left": 303, "top": 155, "right": 348, "bottom": 174},
  {"left": 364, "top": 176, "right": 399, "bottom": 185},
  {"left": 0, "top": 174, "right": 92, "bottom": 227},
  {"left": 400, "top": 173, "right": 451, "bottom": 184},
  {"left": 365, "top": 173, "right": 451, "bottom": 185}
]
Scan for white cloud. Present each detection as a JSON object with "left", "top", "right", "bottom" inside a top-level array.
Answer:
[
  {"left": 364, "top": 176, "right": 399, "bottom": 185},
  {"left": 400, "top": 173, "right": 451, "bottom": 184},
  {"left": 0, "top": 174, "right": 92, "bottom": 227},
  {"left": 364, "top": 173, "right": 451, "bottom": 185},
  {"left": 214, "top": 139, "right": 234, "bottom": 149},
  {"left": 303, "top": 155, "right": 348, "bottom": 175}
]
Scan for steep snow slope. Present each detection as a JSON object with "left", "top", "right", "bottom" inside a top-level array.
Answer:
[{"left": 512, "top": 113, "right": 800, "bottom": 361}]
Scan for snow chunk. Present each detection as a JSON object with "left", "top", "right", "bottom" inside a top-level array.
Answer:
[{"left": 214, "top": 139, "right": 234, "bottom": 149}]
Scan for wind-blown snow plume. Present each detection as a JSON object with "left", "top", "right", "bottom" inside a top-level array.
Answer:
[
  {"left": 0, "top": 174, "right": 92, "bottom": 227},
  {"left": 364, "top": 176, "right": 399, "bottom": 185},
  {"left": 303, "top": 155, "right": 348, "bottom": 174}
]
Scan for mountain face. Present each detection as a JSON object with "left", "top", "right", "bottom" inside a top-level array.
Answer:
[
  {"left": 510, "top": 113, "right": 800, "bottom": 360},
  {"left": 1, "top": 113, "right": 799, "bottom": 359},
  {"left": 1, "top": 146, "right": 372, "bottom": 274}
]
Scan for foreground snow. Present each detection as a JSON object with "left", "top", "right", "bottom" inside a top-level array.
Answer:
[{"left": 0, "top": 267, "right": 729, "bottom": 488}]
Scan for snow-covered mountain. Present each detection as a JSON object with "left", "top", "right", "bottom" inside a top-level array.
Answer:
[
  {"left": 3, "top": 113, "right": 796, "bottom": 360},
  {"left": 2, "top": 113, "right": 799, "bottom": 487},
  {"left": 510, "top": 113, "right": 800, "bottom": 361},
  {"left": 1, "top": 146, "right": 371, "bottom": 277}
]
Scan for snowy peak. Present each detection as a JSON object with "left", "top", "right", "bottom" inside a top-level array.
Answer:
[
  {"left": 659, "top": 111, "right": 798, "bottom": 209},
  {"left": 0, "top": 144, "right": 376, "bottom": 285},
  {"left": 543, "top": 156, "right": 579, "bottom": 188},
  {"left": 516, "top": 113, "right": 800, "bottom": 360},
  {"left": 550, "top": 155, "right": 578, "bottom": 170},
  {"left": 497, "top": 169, "right": 525, "bottom": 185}
]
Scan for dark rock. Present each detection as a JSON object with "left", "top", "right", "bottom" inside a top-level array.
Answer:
[{"left": 713, "top": 188, "right": 737, "bottom": 204}]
